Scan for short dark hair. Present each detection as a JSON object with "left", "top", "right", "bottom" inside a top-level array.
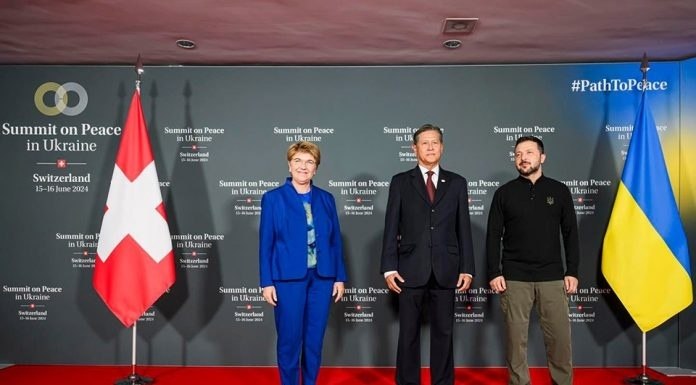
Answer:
[
  {"left": 515, "top": 135, "right": 544, "bottom": 154},
  {"left": 413, "top": 124, "right": 443, "bottom": 144}
]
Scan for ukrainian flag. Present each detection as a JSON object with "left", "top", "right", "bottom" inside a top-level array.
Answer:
[{"left": 602, "top": 90, "right": 693, "bottom": 332}]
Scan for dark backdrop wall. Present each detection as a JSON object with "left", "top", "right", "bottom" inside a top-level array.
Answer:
[{"left": 1, "top": 60, "right": 694, "bottom": 367}]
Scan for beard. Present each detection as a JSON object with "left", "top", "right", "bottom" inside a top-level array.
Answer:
[{"left": 516, "top": 162, "right": 540, "bottom": 176}]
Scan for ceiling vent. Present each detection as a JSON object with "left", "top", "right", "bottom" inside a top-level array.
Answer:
[
  {"left": 442, "top": 18, "right": 478, "bottom": 34},
  {"left": 176, "top": 39, "right": 197, "bottom": 49},
  {"left": 442, "top": 39, "right": 462, "bottom": 49}
]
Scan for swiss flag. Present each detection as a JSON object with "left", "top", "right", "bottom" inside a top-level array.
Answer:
[{"left": 94, "top": 90, "right": 175, "bottom": 328}]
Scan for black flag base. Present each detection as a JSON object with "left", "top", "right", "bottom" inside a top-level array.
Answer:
[
  {"left": 625, "top": 373, "right": 662, "bottom": 385},
  {"left": 114, "top": 373, "right": 153, "bottom": 385}
]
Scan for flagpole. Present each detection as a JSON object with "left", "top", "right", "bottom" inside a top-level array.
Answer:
[
  {"left": 637, "top": 51, "right": 696, "bottom": 379},
  {"left": 625, "top": 332, "right": 662, "bottom": 385},
  {"left": 114, "top": 56, "right": 154, "bottom": 385},
  {"left": 642, "top": 332, "right": 647, "bottom": 379},
  {"left": 132, "top": 321, "right": 138, "bottom": 377},
  {"left": 115, "top": 321, "right": 153, "bottom": 385},
  {"left": 624, "top": 53, "right": 662, "bottom": 385}
]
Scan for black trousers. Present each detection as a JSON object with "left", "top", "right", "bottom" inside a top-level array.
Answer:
[{"left": 396, "top": 274, "right": 455, "bottom": 385}]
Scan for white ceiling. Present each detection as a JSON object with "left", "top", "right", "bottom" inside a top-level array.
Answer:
[{"left": 2, "top": 0, "right": 696, "bottom": 66}]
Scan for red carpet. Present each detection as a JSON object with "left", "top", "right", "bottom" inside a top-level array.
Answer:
[{"left": 0, "top": 365, "right": 695, "bottom": 385}]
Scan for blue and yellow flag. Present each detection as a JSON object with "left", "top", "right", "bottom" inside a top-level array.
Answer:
[{"left": 602, "top": 90, "right": 692, "bottom": 332}]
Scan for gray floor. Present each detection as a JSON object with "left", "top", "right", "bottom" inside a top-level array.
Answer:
[{"left": 652, "top": 366, "right": 696, "bottom": 377}]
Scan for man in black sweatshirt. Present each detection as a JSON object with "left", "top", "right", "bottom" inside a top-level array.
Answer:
[{"left": 486, "top": 135, "right": 579, "bottom": 385}]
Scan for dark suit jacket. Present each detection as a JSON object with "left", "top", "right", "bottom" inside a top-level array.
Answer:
[
  {"left": 380, "top": 166, "right": 475, "bottom": 288},
  {"left": 259, "top": 178, "right": 347, "bottom": 287}
]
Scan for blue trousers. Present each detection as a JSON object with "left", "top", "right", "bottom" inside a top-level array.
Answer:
[{"left": 274, "top": 268, "right": 334, "bottom": 385}]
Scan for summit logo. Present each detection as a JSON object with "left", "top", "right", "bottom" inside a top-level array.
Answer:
[{"left": 34, "top": 82, "right": 88, "bottom": 116}]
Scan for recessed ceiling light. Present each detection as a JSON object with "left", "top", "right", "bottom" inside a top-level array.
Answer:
[
  {"left": 442, "top": 18, "right": 478, "bottom": 34},
  {"left": 443, "top": 39, "right": 462, "bottom": 49},
  {"left": 176, "top": 39, "right": 197, "bottom": 49}
]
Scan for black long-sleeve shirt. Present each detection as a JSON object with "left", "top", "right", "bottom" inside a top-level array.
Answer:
[{"left": 486, "top": 175, "right": 579, "bottom": 282}]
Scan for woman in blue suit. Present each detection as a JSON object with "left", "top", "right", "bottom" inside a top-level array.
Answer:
[{"left": 259, "top": 141, "right": 347, "bottom": 385}]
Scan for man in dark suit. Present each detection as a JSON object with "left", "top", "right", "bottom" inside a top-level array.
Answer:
[{"left": 380, "top": 124, "right": 475, "bottom": 385}]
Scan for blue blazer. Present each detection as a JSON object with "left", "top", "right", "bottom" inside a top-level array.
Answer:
[{"left": 259, "top": 178, "right": 347, "bottom": 287}]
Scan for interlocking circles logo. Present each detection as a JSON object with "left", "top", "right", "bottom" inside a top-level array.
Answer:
[{"left": 34, "top": 82, "right": 88, "bottom": 116}]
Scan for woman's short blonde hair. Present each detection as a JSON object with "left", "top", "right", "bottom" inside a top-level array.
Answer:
[{"left": 287, "top": 141, "right": 321, "bottom": 166}]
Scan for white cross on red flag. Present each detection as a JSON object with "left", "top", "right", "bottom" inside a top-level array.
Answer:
[{"left": 94, "top": 89, "right": 175, "bottom": 328}]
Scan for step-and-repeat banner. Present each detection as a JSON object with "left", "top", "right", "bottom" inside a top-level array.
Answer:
[{"left": 1, "top": 61, "right": 695, "bottom": 367}]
